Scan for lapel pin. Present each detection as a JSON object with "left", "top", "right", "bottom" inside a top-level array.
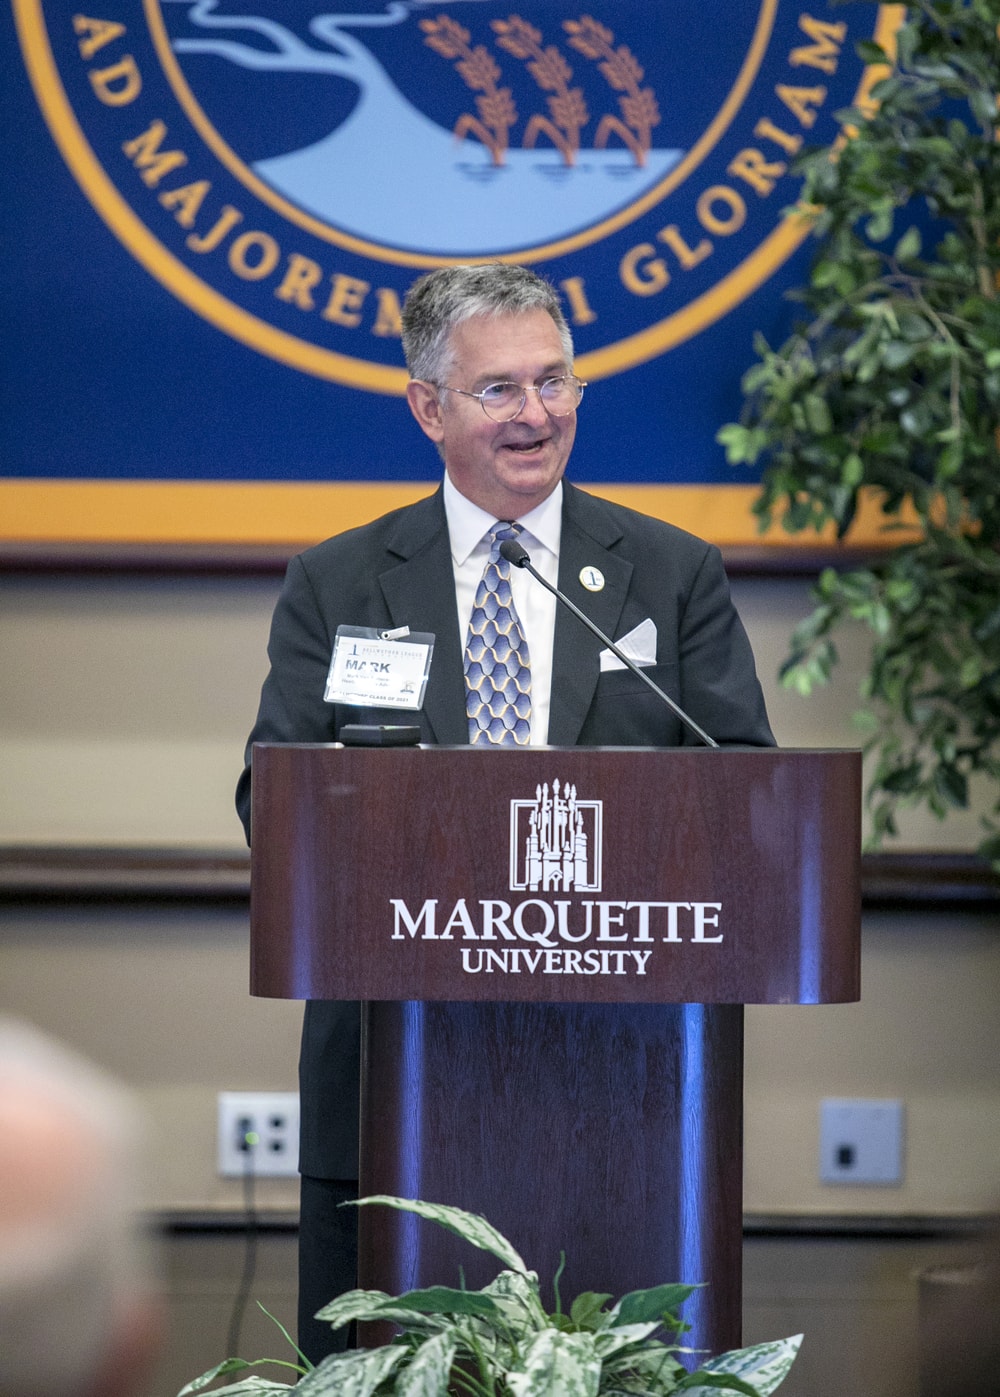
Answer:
[{"left": 579, "top": 566, "right": 605, "bottom": 592}]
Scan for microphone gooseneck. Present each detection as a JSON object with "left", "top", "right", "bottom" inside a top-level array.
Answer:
[{"left": 499, "top": 537, "right": 718, "bottom": 748}]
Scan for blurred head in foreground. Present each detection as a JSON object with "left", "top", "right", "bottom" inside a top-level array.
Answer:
[{"left": 0, "top": 1018, "right": 163, "bottom": 1397}]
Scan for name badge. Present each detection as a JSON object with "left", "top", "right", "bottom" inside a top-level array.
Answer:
[{"left": 325, "top": 626, "right": 434, "bottom": 710}]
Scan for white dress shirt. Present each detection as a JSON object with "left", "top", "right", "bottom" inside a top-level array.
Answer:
[{"left": 443, "top": 474, "right": 562, "bottom": 745}]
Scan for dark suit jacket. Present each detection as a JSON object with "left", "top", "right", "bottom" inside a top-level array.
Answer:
[{"left": 236, "top": 481, "right": 773, "bottom": 1177}]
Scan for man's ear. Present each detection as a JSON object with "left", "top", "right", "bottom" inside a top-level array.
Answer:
[{"left": 406, "top": 379, "right": 445, "bottom": 444}]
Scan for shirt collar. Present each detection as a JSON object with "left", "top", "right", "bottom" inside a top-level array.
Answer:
[{"left": 444, "top": 474, "right": 563, "bottom": 566}]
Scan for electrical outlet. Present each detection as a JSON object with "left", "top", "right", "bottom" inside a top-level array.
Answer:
[
  {"left": 217, "top": 1091, "right": 300, "bottom": 1178},
  {"left": 819, "top": 1097, "right": 905, "bottom": 1185}
]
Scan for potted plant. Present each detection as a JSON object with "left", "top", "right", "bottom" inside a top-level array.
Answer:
[
  {"left": 718, "top": 0, "right": 1000, "bottom": 868},
  {"left": 178, "top": 1196, "right": 801, "bottom": 1396}
]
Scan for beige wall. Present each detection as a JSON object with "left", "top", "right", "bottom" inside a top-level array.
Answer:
[{"left": 1, "top": 566, "right": 998, "bottom": 1218}]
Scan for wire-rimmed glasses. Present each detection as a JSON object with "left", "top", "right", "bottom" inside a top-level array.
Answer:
[{"left": 443, "top": 375, "right": 586, "bottom": 422}]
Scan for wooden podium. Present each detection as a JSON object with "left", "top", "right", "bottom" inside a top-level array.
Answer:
[{"left": 250, "top": 744, "right": 860, "bottom": 1355}]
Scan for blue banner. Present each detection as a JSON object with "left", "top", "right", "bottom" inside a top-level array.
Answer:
[{"left": 3, "top": 1, "right": 893, "bottom": 542}]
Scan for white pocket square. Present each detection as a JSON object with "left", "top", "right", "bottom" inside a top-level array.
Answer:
[{"left": 600, "top": 618, "right": 657, "bottom": 672}]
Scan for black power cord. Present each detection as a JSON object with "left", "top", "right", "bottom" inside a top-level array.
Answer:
[{"left": 226, "top": 1119, "right": 259, "bottom": 1359}]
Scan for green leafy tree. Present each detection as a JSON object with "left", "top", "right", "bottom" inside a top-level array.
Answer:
[
  {"left": 718, "top": 0, "right": 1000, "bottom": 866},
  {"left": 177, "top": 1197, "right": 801, "bottom": 1396}
]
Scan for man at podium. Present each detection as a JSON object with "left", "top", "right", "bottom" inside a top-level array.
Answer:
[{"left": 237, "top": 262, "right": 774, "bottom": 1363}]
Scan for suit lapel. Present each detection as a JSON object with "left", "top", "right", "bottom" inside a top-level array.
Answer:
[
  {"left": 548, "top": 485, "right": 633, "bottom": 746},
  {"left": 373, "top": 483, "right": 636, "bottom": 747},
  {"left": 377, "top": 490, "right": 469, "bottom": 745}
]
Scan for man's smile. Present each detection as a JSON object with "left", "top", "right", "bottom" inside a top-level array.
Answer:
[{"left": 502, "top": 437, "right": 548, "bottom": 454}]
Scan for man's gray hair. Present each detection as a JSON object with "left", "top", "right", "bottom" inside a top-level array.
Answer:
[{"left": 401, "top": 263, "right": 574, "bottom": 384}]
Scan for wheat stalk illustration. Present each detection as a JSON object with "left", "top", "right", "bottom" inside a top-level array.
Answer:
[
  {"left": 420, "top": 15, "right": 516, "bottom": 166},
  {"left": 564, "top": 15, "right": 660, "bottom": 166},
  {"left": 492, "top": 15, "right": 588, "bottom": 167}
]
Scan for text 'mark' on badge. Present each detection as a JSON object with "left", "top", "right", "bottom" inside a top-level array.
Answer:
[{"left": 325, "top": 625, "right": 434, "bottom": 709}]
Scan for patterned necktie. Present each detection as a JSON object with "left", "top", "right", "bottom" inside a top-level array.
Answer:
[{"left": 464, "top": 522, "right": 532, "bottom": 746}]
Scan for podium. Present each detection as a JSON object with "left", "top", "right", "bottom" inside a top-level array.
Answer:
[{"left": 250, "top": 744, "right": 860, "bottom": 1355}]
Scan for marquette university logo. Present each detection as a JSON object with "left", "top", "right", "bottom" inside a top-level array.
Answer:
[
  {"left": 390, "top": 778, "right": 725, "bottom": 980},
  {"left": 510, "top": 778, "right": 601, "bottom": 893},
  {"left": 16, "top": 1, "right": 891, "bottom": 392}
]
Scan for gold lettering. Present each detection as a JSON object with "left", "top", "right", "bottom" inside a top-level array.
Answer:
[
  {"left": 620, "top": 244, "right": 669, "bottom": 296},
  {"left": 775, "top": 84, "right": 827, "bottom": 129},
  {"left": 371, "top": 286, "right": 402, "bottom": 338},
  {"left": 88, "top": 54, "right": 141, "bottom": 106},
  {"left": 122, "top": 121, "right": 187, "bottom": 188},
  {"left": 158, "top": 180, "right": 211, "bottom": 229},
  {"left": 754, "top": 117, "right": 803, "bottom": 156},
  {"left": 73, "top": 15, "right": 125, "bottom": 60},
  {"left": 727, "top": 148, "right": 787, "bottom": 197},
  {"left": 322, "top": 273, "right": 371, "bottom": 326},
  {"left": 696, "top": 186, "right": 746, "bottom": 236},
  {"left": 658, "top": 225, "right": 712, "bottom": 270},
  {"left": 559, "top": 276, "right": 597, "bottom": 326},
  {"left": 790, "top": 15, "right": 846, "bottom": 75},
  {"left": 275, "top": 254, "right": 323, "bottom": 310},
  {"left": 186, "top": 205, "right": 243, "bottom": 254},
  {"left": 228, "top": 231, "right": 280, "bottom": 281}
]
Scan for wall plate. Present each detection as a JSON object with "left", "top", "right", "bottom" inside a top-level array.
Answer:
[
  {"left": 217, "top": 1091, "right": 299, "bottom": 1178},
  {"left": 819, "top": 1097, "right": 905, "bottom": 1185}
]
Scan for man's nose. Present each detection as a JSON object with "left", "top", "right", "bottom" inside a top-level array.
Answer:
[{"left": 514, "top": 386, "right": 550, "bottom": 425}]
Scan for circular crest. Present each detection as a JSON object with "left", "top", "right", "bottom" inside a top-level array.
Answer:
[{"left": 17, "top": 0, "right": 891, "bottom": 391}]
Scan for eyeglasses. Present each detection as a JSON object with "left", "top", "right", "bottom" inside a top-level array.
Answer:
[{"left": 442, "top": 375, "right": 586, "bottom": 422}]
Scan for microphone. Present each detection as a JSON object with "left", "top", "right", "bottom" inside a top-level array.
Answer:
[{"left": 499, "top": 537, "right": 718, "bottom": 748}]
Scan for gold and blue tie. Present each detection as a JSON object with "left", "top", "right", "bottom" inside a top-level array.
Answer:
[{"left": 464, "top": 523, "right": 532, "bottom": 746}]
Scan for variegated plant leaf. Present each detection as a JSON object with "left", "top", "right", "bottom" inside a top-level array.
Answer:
[
  {"left": 295, "top": 1345, "right": 405, "bottom": 1397},
  {"left": 613, "top": 1283, "right": 699, "bottom": 1328},
  {"left": 600, "top": 1338, "right": 687, "bottom": 1392},
  {"left": 506, "top": 1329, "right": 601, "bottom": 1397},
  {"left": 352, "top": 1196, "right": 528, "bottom": 1273},
  {"left": 176, "top": 1360, "right": 296, "bottom": 1395},
  {"left": 592, "top": 1321, "right": 663, "bottom": 1357},
  {"left": 177, "top": 1359, "right": 252, "bottom": 1396},
  {"left": 395, "top": 1331, "right": 459, "bottom": 1397},
  {"left": 176, "top": 1371, "right": 292, "bottom": 1397},
  {"left": 679, "top": 1335, "right": 802, "bottom": 1396},
  {"left": 315, "top": 1289, "right": 394, "bottom": 1327},
  {"left": 384, "top": 1285, "right": 504, "bottom": 1318},
  {"left": 482, "top": 1267, "right": 547, "bottom": 1327},
  {"left": 315, "top": 1289, "right": 451, "bottom": 1334},
  {"left": 674, "top": 1375, "right": 760, "bottom": 1396}
]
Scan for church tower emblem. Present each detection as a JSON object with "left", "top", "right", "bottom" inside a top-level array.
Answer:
[{"left": 510, "top": 779, "right": 602, "bottom": 893}]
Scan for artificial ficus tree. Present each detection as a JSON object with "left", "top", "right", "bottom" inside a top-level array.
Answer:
[{"left": 719, "top": 0, "right": 1000, "bottom": 865}]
